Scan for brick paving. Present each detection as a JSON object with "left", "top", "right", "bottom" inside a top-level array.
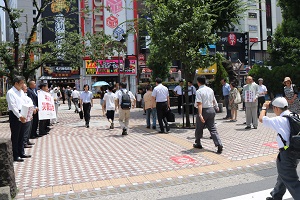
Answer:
[{"left": 0, "top": 100, "right": 280, "bottom": 199}]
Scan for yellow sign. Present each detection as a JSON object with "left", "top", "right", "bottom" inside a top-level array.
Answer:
[
  {"left": 197, "top": 63, "right": 217, "bottom": 75},
  {"left": 51, "top": 0, "right": 70, "bottom": 13}
]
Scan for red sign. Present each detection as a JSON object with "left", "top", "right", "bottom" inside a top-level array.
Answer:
[
  {"left": 138, "top": 54, "right": 145, "bottom": 61},
  {"left": 263, "top": 142, "right": 278, "bottom": 149},
  {"left": 170, "top": 155, "right": 196, "bottom": 165},
  {"left": 228, "top": 33, "right": 237, "bottom": 46},
  {"left": 250, "top": 38, "right": 258, "bottom": 43}
]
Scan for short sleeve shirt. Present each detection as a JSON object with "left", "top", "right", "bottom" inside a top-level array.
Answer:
[
  {"left": 195, "top": 85, "right": 215, "bottom": 108},
  {"left": 174, "top": 85, "right": 183, "bottom": 95},
  {"left": 115, "top": 89, "right": 135, "bottom": 105},
  {"left": 80, "top": 91, "right": 93, "bottom": 103},
  {"left": 103, "top": 92, "right": 116, "bottom": 111},
  {"left": 152, "top": 84, "right": 169, "bottom": 102}
]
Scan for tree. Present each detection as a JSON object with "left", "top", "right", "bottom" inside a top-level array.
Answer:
[
  {"left": 147, "top": 45, "right": 170, "bottom": 81},
  {"left": 143, "top": 0, "right": 246, "bottom": 127}
]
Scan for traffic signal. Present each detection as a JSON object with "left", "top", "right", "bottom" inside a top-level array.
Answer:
[
  {"left": 124, "top": 58, "right": 130, "bottom": 69},
  {"left": 109, "top": 64, "right": 114, "bottom": 73}
]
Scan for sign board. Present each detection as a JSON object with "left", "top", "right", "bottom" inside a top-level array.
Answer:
[{"left": 38, "top": 90, "right": 56, "bottom": 120}]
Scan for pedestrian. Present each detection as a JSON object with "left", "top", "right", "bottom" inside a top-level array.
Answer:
[
  {"left": 259, "top": 97, "right": 300, "bottom": 200},
  {"left": 173, "top": 80, "right": 183, "bottom": 115},
  {"left": 193, "top": 77, "right": 223, "bottom": 154},
  {"left": 220, "top": 78, "right": 231, "bottom": 119},
  {"left": 61, "top": 87, "right": 66, "bottom": 104},
  {"left": 144, "top": 85, "right": 157, "bottom": 129},
  {"left": 50, "top": 87, "right": 60, "bottom": 124},
  {"left": 283, "top": 77, "right": 300, "bottom": 114},
  {"left": 27, "top": 80, "right": 41, "bottom": 139},
  {"left": 242, "top": 76, "right": 259, "bottom": 129},
  {"left": 103, "top": 85, "right": 117, "bottom": 129},
  {"left": 38, "top": 83, "right": 50, "bottom": 135},
  {"left": 21, "top": 83, "right": 35, "bottom": 150},
  {"left": 115, "top": 82, "right": 136, "bottom": 135},
  {"left": 80, "top": 84, "right": 93, "bottom": 128},
  {"left": 6, "top": 76, "right": 31, "bottom": 162},
  {"left": 188, "top": 81, "right": 197, "bottom": 114},
  {"left": 71, "top": 87, "right": 80, "bottom": 113},
  {"left": 257, "top": 78, "right": 268, "bottom": 116},
  {"left": 229, "top": 82, "right": 239, "bottom": 122},
  {"left": 65, "top": 86, "right": 72, "bottom": 110},
  {"left": 152, "top": 78, "right": 170, "bottom": 133}
]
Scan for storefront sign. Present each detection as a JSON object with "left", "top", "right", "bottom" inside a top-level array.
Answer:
[
  {"left": 43, "top": 65, "right": 79, "bottom": 77},
  {"left": 85, "top": 59, "right": 137, "bottom": 75}
]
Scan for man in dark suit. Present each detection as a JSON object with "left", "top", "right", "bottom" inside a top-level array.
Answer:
[{"left": 27, "top": 80, "right": 41, "bottom": 138}]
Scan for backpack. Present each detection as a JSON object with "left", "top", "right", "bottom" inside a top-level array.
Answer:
[
  {"left": 234, "top": 89, "right": 241, "bottom": 104},
  {"left": 278, "top": 113, "right": 300, "bottom": 159},
  {"left": 121, "top": 90, "right": 131, "bottom": 109}
]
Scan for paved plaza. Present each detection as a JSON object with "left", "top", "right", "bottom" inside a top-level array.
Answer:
[{"left": 0, "top": 100, "right": 280, "bottom": 200}]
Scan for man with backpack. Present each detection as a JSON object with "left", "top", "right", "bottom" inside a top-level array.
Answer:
[
  {"left": 259, "top": 97, "right": 300, "bottom": 200},
  {"left": 116, "top": 82, "right": 136, "bottom": 135}
]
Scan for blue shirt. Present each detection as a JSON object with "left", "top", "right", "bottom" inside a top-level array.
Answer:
[{"left": 222, "top": 83, "right": 230, "bottom": 96}]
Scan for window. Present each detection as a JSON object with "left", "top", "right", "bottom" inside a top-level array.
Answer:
[
  {"left": 33, "top": 10, "right": 36, "bottom": 15},
  {"left": 248, "top": 12, "right": 257, "bottom": 19},
  {"left": 249, "top": 25, "right": 258, "bottom": 32}
]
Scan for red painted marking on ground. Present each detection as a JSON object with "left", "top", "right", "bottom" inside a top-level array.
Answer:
[
  {"left": 170, "top": 155, "right": 196, "bottom": 165},
  {"left": 263, "top": 142, "right": 278, "bottom": 149}
]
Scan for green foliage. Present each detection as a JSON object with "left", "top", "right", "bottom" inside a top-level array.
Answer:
[
  {"left": 0, "top": 97, "right": 8, "bottom": 113},
  {"left": 213, "top": 53, "right": 228, "bottom": 98},
  {"left": 147, "top": 45, "right": 170, "bottom": 81}
]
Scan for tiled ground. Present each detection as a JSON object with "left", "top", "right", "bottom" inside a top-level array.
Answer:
[{"left": 0, "top": 100, "right": 280, "bottom": 199}]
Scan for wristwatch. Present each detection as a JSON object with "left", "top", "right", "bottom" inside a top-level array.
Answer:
[{"left": 262, "top": 106, "right": 267, "bottom": 110}]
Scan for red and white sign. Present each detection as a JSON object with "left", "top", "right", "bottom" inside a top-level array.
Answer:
[
  {"left": 170, "top": 155, "right": 196, "bottom": 165},
  {"left": 250, "top": 38, "right": 259, "bottom": 43},
  {"left": 38, "top": 90, "right": 56, "bottom": 120},
  {"left": 138, "top": 54, "right": 145, "bottom": 61},
  {"left": 228, "top": 33, "right": 237, "bottom": 46},
  {"left": 263, "top": 142, "right": 278, "bottom": 149}
]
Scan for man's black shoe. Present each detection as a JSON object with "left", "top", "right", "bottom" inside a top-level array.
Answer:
[
  {"left": 20, "top": 154, "right": 31, "bottom": 158},
  {"left": 14, "top": 157, "right": 24, "bottom": 162},
  {"left": 158, "top": 131, "right": 165, "bottom": 133},
  {"left": 24, "top": 144, "right": 32, "bottom": 148},
  {"left": 152, "top": 126, "right": 156, "bottom": 129},
  {"left": 146, "top": 126, "right": 150, "bottom": 129},
  {"left": 193, "top": 144, "right": 203, "bottom": 149},
  {"left": 166, "top": 126, "right": 170, "bottom": 132},
  {"left": 266, "top": 197, "right": 274, "bottom": 200},
  {"left": 122, "top": 128, "right": 128, "bottom": 135},
  {"left": 86, "top": 125, "right": 89, "bottom": 128},
  {"left": 243, "top": 122, "right": 246, "bottom": 124},
  {"left": 28, "top": 141, "right": 35, "bottom": 145},
  {"left": 245, "top": 126, "right": 251, "bottom": 129},
  {"left": 217, "top": 145, "right": 223, "bottom": 154}
]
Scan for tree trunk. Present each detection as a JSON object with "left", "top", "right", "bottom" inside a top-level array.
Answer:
[{"left": 182, "top": 64, "right": 195, "bottom": 127}]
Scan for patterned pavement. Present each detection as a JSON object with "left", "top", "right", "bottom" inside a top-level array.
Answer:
[{"left": 0, "top": 100, "right": 280, "bottom": 199}]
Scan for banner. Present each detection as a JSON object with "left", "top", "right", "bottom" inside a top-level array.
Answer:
[{"left": 38, "top": 90, "right": 57, "bottom": 120}]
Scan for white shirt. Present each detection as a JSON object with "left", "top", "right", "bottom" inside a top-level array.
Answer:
[
  {"left": 188, "top": 85, "right": 197, "bottom": 96},
  {"left": 115, "top": 89, "right": 135, "bottom": 105},
  {"left": 103, "top": 92, "right": 116, "bottom": 111},
  {"left": 6, "top": 86, "right": 26, "bottom": 118},
  {"left": 71, "top": 90, "right": 80, "bottom": 99},
  {"left": 195, "top": 85, "right": 217, "bottom": 108},
  {"left": 80, "top": 91, "right": 93, "bottom": 103},
  {"left": 174, "top": 85, "right": 183, "bottom": 95},
  {"left": 262, "top": 110, "right": 291, "bottom": 148},
  {"left": 152, "top": 84, "right": 169, "bottom": 102},
  {"left": 258, "top": 84, "right": 267, "bottom": 97},
  {"left": 24, "top": 93, "right": 34, "bottom": 105},
  {"left": 50, "top": 90, "right": 58, "bottom": 102}
]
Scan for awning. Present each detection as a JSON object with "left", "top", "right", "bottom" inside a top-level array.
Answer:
[{"left": 39, "top": 75, "right": 80, "bottom": 80}]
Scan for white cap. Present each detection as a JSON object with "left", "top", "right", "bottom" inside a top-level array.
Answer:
[{"left": 272, "top": 97, "right": 288, "bottom": 108}]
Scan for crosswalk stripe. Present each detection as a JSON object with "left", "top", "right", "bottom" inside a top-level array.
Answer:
[{"left": 222, "top": 188, "right": 292, "bottom": 200}]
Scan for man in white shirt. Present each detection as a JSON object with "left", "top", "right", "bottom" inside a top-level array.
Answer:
[
  {"left": 257, "top": 78, "right": 268, "bottom": 117},
  {"left": 80, "top": 84, "right": 93, "bottom": 128},
  {"left": 6, "top": 76, "right": 30, "bottom": 162},
  {"left": 259, "top": 97, "right": 300, "bottom": 200},
  {"left": 115, "top": 82, "right": 136, "bottom": 135},
  {"left": 152, "top": 78, "right": 170, "bottom": 133},
  {"left": 103, "top": 85, "right": 117, "bottom": 129},
  {"left": 194, "top": 77, "right": 223, "bottom": 154},
  {"left": 173, "top": 80, "right": 183, "bottom": 115},
  {"left": 71, "top": 87, "right": 80, "bottom": 113}
]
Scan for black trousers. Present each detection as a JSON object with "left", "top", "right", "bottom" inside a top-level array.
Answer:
[
  {"left": 257, "top": 96, "right": 265, "bottom": 116},
  {"left": 177, "top": 95, "right": 183, "bottom": 114},
  {"left": 156, "top": 102, "right": 169, "bottom": 132},
  {"left": 106, "top": 110, "right": 115, "bottom": 121},
  {"left": 189, "top": 95, "right": 196, "bottom": 114},
  {"left": 9, "top": 111, "right": 25, "bottom": 159},
  {"left": 39, "top": 119, "right": 47, "bottom": 134},
  {"left": 30, "top": 112, "right": 39, "bottom": 137},
  {"left": 83, "top": 103, "right": 91, "bottom": 124}
]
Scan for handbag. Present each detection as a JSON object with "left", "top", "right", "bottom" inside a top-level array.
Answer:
[
  {"left": 234, "top": 89, "right": 242, "bottom": 104},
  {"left": 78, "top": 108, "right": 83, "bottom": 119},
  {"left": 166, "top": 109, "right": 175, "bottom": 122}
]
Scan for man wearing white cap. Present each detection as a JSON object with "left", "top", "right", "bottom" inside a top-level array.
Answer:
[
  {"left": 257, "top": 78, "right": 267, "bottom": 117},
  {"left": 259, "top": 97, "right": 300, "bottom": 200}
]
